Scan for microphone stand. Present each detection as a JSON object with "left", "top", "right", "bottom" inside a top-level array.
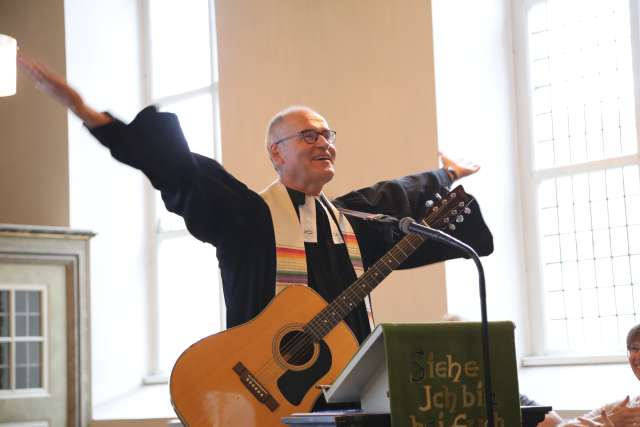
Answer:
[
  {"left": 339, "top": 208, "right": 495, "bottom": 426},
  {"left": 398, "top": 218, "right": 495, "bottom": 427}
]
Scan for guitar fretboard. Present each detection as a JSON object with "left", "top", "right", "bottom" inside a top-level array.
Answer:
[{"left": 305, "top": 231, "right": 427, "bottom": 340}]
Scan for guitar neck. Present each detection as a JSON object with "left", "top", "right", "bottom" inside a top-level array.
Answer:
[{"left": 305, "top": 230, "right": 427, "bottom": 340}]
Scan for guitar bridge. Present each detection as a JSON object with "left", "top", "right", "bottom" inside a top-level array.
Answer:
[{"left": 233, "top": 362, "right": 279, "bottom": 412}]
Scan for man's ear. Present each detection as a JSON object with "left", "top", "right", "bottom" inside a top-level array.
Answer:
[{"left": 270, "top": 142, "right": 284, "bottom": 168}]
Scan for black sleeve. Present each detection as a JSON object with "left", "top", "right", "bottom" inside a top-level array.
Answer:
[
  {"left": 334, "top": 169, "right": 494, "bottom": 270},
  {"left": 519, "top": 393, "right": 541, "bottom": 406},
  {"left": 88, "top": 106, "right": 268, "bottom": 248}
]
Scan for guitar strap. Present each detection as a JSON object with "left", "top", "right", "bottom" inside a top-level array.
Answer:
[{"left": 259, "top": 180, "right": 365, "bottom": 296}]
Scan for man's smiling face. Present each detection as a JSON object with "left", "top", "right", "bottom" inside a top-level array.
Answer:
[{"left": 270, "top": 110, "right": 337, "bottom": 195}]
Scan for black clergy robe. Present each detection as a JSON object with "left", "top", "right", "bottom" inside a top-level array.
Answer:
[{"left": 89, "top": 106, "right": 494, "bottom": 343}]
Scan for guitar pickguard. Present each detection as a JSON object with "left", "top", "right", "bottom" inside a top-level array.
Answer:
[{"left": 277, "top": 339, "right": 332, "bottom": 405}]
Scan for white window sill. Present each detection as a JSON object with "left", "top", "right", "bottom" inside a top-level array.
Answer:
[
  {"left": 0, "top": 389, "right": 50, "bottom": 400},
  {"left": 522, "top": 354, "right": 627, "bottom": 367},
  {"left": 518, "top": 360, "right": 637, "bottom": 415},
  {"left": 91, "top": 383, "right": 179, "bottom": 426}
]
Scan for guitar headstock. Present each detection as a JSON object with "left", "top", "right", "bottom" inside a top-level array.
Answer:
[{"left": 422, "top": 185, "right": 473, "bottom": 232}]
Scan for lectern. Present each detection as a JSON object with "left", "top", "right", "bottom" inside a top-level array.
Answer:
[{"left": 285, "top": 322, "right": 523, "bottom": 427}]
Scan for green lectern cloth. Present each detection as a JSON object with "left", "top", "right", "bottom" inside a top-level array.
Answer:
[{"left": 381, "top": 322, "right": 520, "bottom": 427}]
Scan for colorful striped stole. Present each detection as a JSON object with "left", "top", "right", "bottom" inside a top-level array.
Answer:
[{"left": 260, "top": 180, "right": 364, "bottom": 295}]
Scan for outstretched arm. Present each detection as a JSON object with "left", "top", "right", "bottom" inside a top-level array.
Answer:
[{"left": 18, "top": 54, "right": 112, "bottom": 128}]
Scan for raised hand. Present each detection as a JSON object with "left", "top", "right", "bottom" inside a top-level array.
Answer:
[
  {"left": 576, "top": 410, "right": 615, "bottom": 427},
  {"left": 604, "top": 396, "right": 640, "bottom": 427},
  {"left": 439, "top": 152, "right": 481, "bottom": 181},
  {"left": 17, "top": 54, "right": 112, "bottom": 128}
]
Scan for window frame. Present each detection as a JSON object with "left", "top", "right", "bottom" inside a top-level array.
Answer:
[
  {"left": 140, "top": 0, "right": 225, "bottom": 381},
  {"left": 0, "top": 285, "right": 49, "bottom": 399},
  {"left": 513, "top": 0, "right": 640, "bottom": 360}
]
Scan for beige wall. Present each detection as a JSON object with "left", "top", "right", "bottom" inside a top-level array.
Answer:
[
  {"left": 215, "top": 0, "right": 447, "bottom": 322},
  {"left": 0, "top": 0, "right": 69, "bottom": 227}
]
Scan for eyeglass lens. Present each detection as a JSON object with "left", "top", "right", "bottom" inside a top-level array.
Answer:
[{"left": 300, "top": 129, "right": 336, "bottom": 144}]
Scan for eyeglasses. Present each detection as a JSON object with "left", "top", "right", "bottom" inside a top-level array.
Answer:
[{"left": 273, "top": 128, "right": 337, "bottom": 146}]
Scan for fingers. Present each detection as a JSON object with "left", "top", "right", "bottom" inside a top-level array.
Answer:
[
  {"left": 17, "top": 53, "right": 84, "bottom": 110},
  {"left": 18, "top": 53, "right": 63, "bottom": 88},
  {"left": 576, "top": 417, "right": 601, "bottom": 427},
  {"left": 438, "top": 151, "right": 481, "bottom": 179},
  {"left": 600, "top": 410, "right": 613, "bottom": 427}
]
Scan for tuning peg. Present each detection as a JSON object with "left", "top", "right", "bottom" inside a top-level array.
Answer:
[
  {"left": 425, "top": 200, "right": 435, "bottom": 208},
  {"left": 450, "top": 192, "right": 457, "bottom": 199},
  {"left": 458, "top": 201, "right": 465, "bottom": 207},
  {"left": 451, "top": 209, "right": 458, "bottom": 215},
  {"left": 443, "top": 217, "right": 450, "bottom": 224},
  {"left": 448, "top": 224, "right": 456, "bottom": 231},
  {"left": 434, "top": 193, "right": 442, "bottom": 201},
  {"left": 456, "top": 215, "right": 464, "bottom": 223},
  {"left": 464, "top": 207, "right": 471, "bottom": 214}
]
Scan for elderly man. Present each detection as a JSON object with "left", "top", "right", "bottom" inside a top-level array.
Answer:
[{"left": 20, "top": 57, "right": 493, "bottom": 345}]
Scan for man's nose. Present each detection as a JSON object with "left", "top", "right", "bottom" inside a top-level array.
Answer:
[{"left": 315, "top": 134, "right": 331, "bottom": 147}]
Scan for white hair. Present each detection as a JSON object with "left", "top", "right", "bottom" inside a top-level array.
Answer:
[{"left": 264, "top": 105, "right": 322, "bottom": 171}]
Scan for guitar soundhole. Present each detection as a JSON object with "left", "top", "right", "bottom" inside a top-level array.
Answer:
[{"left": 279, "top": 330, "right": 315, "bottom": 367}]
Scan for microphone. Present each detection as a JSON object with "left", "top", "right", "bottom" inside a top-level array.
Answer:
[
  {"left": 338, "top": 208, "right": 399, "bottom": 224},
  {"left": 398, "top": 217, "right": 471, "bottom": 253}
]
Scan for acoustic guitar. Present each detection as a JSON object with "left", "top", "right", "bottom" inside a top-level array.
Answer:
[{"left": 170, "top": 185, "right": 471, "bottom": 426}]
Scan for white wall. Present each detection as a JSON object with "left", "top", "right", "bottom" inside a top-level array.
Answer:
[
  {"left": 0, "top": 0, "right": 69, "bottom": 227},
  {"left": 216, "top": 0, "right": 448, "bottom": 324},
  {"left": 64, "top": 0, "right": 150, "bottom": 408},
  {"left": 432, "top": 0, "right": 529, "bottom": 355}
]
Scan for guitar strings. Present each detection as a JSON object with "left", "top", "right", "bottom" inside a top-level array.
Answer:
[
  {"left": 252, "top": 193, "right": 472, "bottom": 384},
  {"left": 252, "top": 191, "right": 472, "bottom": 386},
  {"left": 252, "top": 192, "right": 468, "bottom": 384},
  {"left": 265, "top": 195, "right": 475, "bottom": 382},
  {"left": 252, "top": 239, "right": 421, "bottom": 383}
]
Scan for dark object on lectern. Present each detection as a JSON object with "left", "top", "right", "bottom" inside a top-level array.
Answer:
[
  {"left": 521, "top": 406, "right": 553, "bottom": 427},
  {"left": 282, "top": 411, "right": 390, "bottom": 427},
  {"left": 282, "top": 406, "right": 551, "bottom": 427}
]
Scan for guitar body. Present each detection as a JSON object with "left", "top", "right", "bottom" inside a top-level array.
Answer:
[{"left": 170, "top": 285, "right": 359, "bottom": 427}]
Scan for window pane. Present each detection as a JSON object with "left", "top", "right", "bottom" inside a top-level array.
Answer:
[
  {"left": 547, "top": 319, "right": 568, "bottom": 350},
  {"left": 624, "top": 166, "right": 640, "bottom": 195},
  {"left": 149, "top": 0, "right": 212, "bottom": 98},
  {"left": 0, "top": 290, "right": 7, "bottom": 313},
  {"left": 28, "top": 314, "right": 41, "bottom": 337},
  {"left": 157, "top": 235, "right": 221, "bottom": 374},
  {"left": 28, "top": 366, "right": 41, "bottom": 388},
  {"left": 544, "top": 263, "right": 562, "bottom": 291},
  {"left": 15, "top": 366, "right": 26, "bottom": 389},
  {"left": 539, "top": 165, "right": 640, "bottom": 352},
  {"left": 15, "top": 314, "right": 27, "bottom": 337},
  {"left": 0, "top": 290, "right": 8, "bottom": 337},
  {"left": 0, "top": 368, "right": 7, "bottom": 390},
  {"left": 27, "top": 291, "right": 40, "bottom": 313},
  {"left": 16, "top": 341, "right": 26, "bottom": 365},
  {"left": 160, "top": 94, "right": 215, "bottom": 158},
  {"left": 615, "top": 285, "right": 634, "bottom": 315},
  {"left": 15, "top": 290, "right": 26, "bottom": 313},
  {"left": 527, "top": 0, "right": 637, "bottom": 169},
  {"left": 28, "top": 341, "right": 41, "bottom": 366},
  {"left": 0, "top": 342, "right": 8, "bottom": 390},
  {"left": 539, "top": 178, "right": 557, "bottom": 208},
  {"left": 15, "top": 342, "right": 42, "bottom": 389}
]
